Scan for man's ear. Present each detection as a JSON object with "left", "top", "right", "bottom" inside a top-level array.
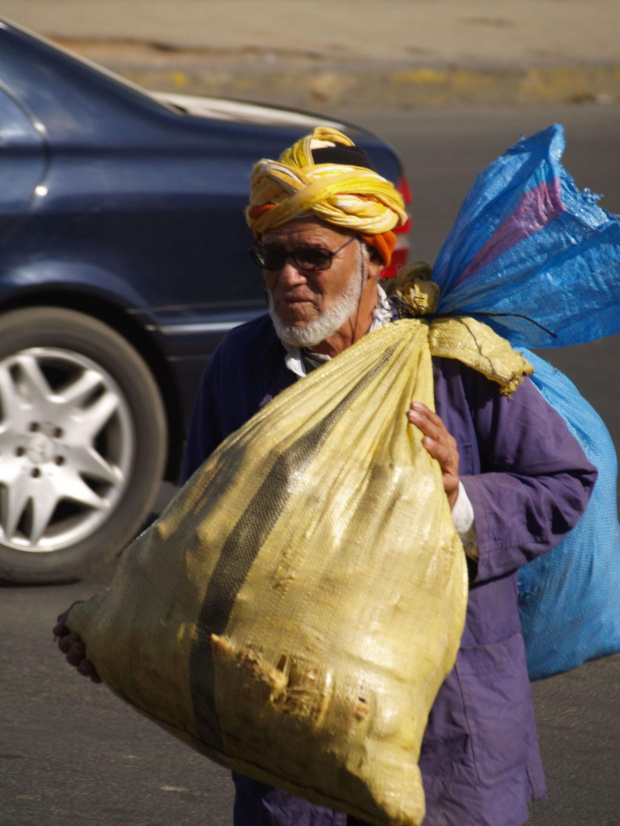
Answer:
[{"left": 365, "top": 245, "right": 385, "bottom": 280}]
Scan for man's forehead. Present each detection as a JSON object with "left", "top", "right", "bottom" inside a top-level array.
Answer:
[{"left": 261, "top": 218, "right": 354, "bottom": 246}]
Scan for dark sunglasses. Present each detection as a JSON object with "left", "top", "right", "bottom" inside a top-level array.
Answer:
[{"left": 248, "top": 235, "right": 356, "bottom": 272}]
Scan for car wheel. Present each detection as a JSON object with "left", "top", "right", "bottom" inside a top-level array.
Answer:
[{"left": 0, "top": 307, "right": 167, "bottom": 583}]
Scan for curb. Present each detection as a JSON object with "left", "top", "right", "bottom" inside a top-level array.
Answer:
[{"left": 112, "top": 62, "right": 620, "bottom": 109}]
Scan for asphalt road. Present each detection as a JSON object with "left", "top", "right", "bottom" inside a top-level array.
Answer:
[{"left": 2, "top": 103, "right": 619, "bottom": 826}]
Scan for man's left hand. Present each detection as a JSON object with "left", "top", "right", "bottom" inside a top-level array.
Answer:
[
  {"left": 53, "top": 602, "right": 102, "bottom": 684},
  {"left": 407, "top": 402, "right": 460, "bottom": 509}
]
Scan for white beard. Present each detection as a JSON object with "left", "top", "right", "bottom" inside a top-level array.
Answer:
[{"left": 268, "top": 247, "right": 365, "bottom": 348}]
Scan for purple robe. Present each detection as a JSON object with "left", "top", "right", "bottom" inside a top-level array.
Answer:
[{"left": 182, "top": 314, "right": 596, "bottom": 826}]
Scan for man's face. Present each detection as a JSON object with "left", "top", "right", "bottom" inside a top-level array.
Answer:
[{"left": 260, "top": 219, "right": 382, "bottom": 350}]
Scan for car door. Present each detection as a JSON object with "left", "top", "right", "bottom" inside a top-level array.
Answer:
[{"left": 0, "top": 86, "right": 48, "bottom": 245}]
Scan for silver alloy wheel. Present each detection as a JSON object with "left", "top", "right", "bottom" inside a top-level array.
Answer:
[{"left": 0, "top": 347, "right": 134, "bottom": 552}]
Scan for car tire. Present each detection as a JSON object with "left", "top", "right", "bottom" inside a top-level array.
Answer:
[{"left": 0, "top": 307, "right": 167, "bottom": 584}]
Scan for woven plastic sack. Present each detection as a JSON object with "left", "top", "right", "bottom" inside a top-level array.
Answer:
[
  {"left": 434, "top": 124, "right": 620, "bottom": 349},
  {"left": 517, "top": 351, "right": 620, "bottom": 679},
  {"left": 432, "top": 124, "right": 620, "bottom": 679},
  {"left": 68, "top": 319, "right": 470, "bottom": 826}
]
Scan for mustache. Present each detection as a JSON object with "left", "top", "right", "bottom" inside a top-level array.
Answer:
[{"left": 273, "top": 288, "right": 318, "bottom": 302}]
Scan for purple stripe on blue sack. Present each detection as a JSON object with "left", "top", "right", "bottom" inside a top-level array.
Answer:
[{"left": 453, "top": 178, "right": 565, "bottom": 288}]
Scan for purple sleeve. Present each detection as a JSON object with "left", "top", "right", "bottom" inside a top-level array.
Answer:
[{"left": 460, "top": 375, "right": 597, "bottom": 584}]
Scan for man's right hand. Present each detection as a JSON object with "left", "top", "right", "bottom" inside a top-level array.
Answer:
[{"left": 53, "top": 603, "right": 101, "bottom": 684}]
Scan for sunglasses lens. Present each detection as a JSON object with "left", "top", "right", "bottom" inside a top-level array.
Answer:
[
  {"left": 249, "top": 246, "right": 284, "bottom": 270},
  {"left": 294, "top": 249, "right": 332, "bottom": 271},
  {"left": 249, "top": 245, "right": 336, "bottom": 271}
]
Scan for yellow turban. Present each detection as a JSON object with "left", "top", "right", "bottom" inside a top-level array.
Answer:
[{"left": 246, "top": 127, "right": 408, "bottom": 265}]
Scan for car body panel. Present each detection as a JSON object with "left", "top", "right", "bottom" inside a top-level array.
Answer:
[{"left": 0, "top": 86, "right": 48, "bottom": 243}]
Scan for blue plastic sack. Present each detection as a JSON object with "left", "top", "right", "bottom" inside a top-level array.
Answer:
[
  {"left": 434, "top": 124, "right": 620, "bottom": 348},
  {"left": 432, "top": 124, "right": 620, "bottom": 679},
  {"left": 517, "top": 351, "right": 620, "bottom": 679}
]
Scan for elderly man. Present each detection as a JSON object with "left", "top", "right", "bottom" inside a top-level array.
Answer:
[{"left": 58, "top": 127, "right": 596, "bottom": 826}]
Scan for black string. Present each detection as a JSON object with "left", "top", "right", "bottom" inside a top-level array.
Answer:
[
  {"left": 452, "top": 311, "right": 558, "bottom": 339},
  {"left": 391, "top": 297, "right": 558, "bottom": 339}
]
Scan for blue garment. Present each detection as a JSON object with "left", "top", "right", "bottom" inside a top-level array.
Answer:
[{"left": 182, "top": 314, "right": 596, "bottom": 826}]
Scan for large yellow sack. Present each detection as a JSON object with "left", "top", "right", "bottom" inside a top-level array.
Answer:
[{"left": 67, "top": 306, "right": 530, "bottom": 826}]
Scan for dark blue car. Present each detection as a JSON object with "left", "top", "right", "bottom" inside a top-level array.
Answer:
[{"left": 0, "top": 18, "right": 410, "bottom": 583}]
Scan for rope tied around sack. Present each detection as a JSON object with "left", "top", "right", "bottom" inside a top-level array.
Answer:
[
  {"left": 391, "top": 263, "right": 534, "bottom": 395},
  {"left": 392, "top": 262, "right": 441, "bottom": 317}
]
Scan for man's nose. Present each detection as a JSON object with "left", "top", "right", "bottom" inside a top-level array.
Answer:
[{"left": 275, "top": 259, "right": 308, "bottom": 287}]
